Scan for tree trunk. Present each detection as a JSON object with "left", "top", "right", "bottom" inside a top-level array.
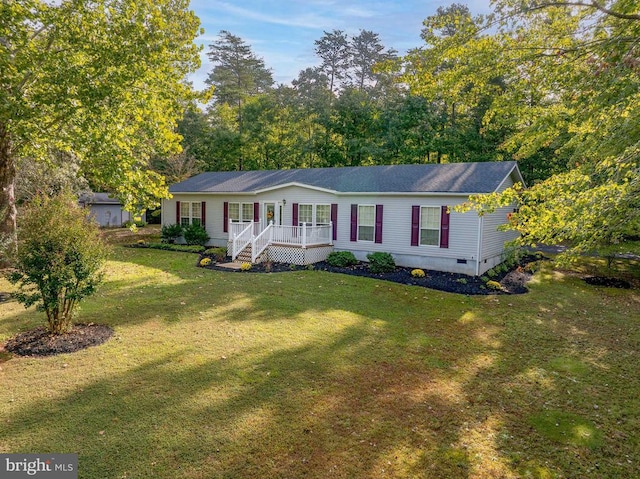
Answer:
[{"left": 0, "top": 123, "right": 17, "bottom": 258}]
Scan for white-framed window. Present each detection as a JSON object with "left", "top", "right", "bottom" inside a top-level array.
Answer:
[
  {"left": 180, "top": 201, "right": 201, "bottom": 226},
  {"left": 228, "top": 203, "right": 240, "bottom": 222},
  {"left": 298, "top": 204, "right": 313, "bottom": 225},
  {"left": 316, "top": 204, "right": 331, "bottom": 226},
  {"left": 242, "top": 203, "right": 254, "bottom": 222},
  {"left": 420, "top": 206, "right": 440, "bottom": 246},
  {"left": 228, "top": 202, "right": 254, "bottom": 223},
  {"left": 358, "top": 205, "right": 375, "bottom": 241}
]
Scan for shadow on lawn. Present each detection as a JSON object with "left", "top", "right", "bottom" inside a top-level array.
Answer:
[{"left": 2, "top": 250, "right": 639, "bottom": 478}]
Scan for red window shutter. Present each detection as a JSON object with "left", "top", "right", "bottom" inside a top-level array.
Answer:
[
  {"left": 331, "top": 203, "right": 338, "bottom": 241},
  {"left": 350, "top": 204, "right": 357, "bottom": 242},
  {"left": 411, "top": 205, "right": 420, "bottom": 246},
  {"left": 292, "top": 203, "right": 298, "bottom": 226},
  {"left": 440, "top": 206, "right": 450, "bottom": 248},
  {"left": 375, "top": 204, "right": 383, "bottom": 244},
  {"left": 223, "top": 202, "right": 228, "bottom": 233},
  {"left": 201, "top": 202, "right": 206, "bottom": 227},
  {"left": 253, "top": 202, "right": 260, "bottom": 222},
  {"left": 176, "top": 201, "right": 180, "bottom": 224}
]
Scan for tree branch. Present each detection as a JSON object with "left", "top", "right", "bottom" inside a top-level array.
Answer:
[{"left": 530, "top": 1, "right": 640, "bottom": 21}]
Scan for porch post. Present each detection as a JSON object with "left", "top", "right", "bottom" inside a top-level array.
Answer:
[{"left": 302, "top": 222, "right": 307, "bottom": 248}]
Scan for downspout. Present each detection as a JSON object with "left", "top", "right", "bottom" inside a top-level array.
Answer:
[{"left": 476, "top": 215, "right": 484, "bottom": 276}]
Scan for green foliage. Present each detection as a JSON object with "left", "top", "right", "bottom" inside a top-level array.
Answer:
[
  {"left": 1, "top": 0, "right": 205, "bottom": 240},
  {"left": 124, "top": 219, "right": 147, "bottom": 228},
  {"left": 326, "top": 251, "right": 358, "bottom": 268},
  {"left": 366, "top": 252, "right": 396, "bottom": 274},
  {"left": 161, "top": 224, "right": 183, "bottom": 243},
  {"left": 456, "top": 277, "right": 468, "bottom": 285},
  {"left": 182, "top": 224, "right": 210, "bottom": 246},
  {"left": 146, "top": 243, "right": 205, "bottom": 253},
  {"left": 204, "top": 247, "right": 227, "bottom": 262},
  {"left": 486, "top": 268, "right": 497, "bottom": 278},
  {"left": 7, "top": 192, "right": 109, "bottom": 334}
]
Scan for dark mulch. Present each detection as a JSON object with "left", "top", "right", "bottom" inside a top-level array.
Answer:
[
  {"left": 200, "top": 255, "right": 542, "bottom": 295},
  {"left": 4, "top": 324, "right": 114, "bottom": 357},
  {"left": 584, "top": 276, "right": 632, "bottom": 289}
]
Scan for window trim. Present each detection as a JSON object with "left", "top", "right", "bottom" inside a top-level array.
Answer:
[
  {"left": 228, "top": 202, "right": 255, "bottom": 223},
  {"left": 180, "top": 201, "right": 202, "bottom": 226},
  {"left": 315, "top": 204, "right": 331, "bottom": 226},
  {"left": 297, "top": 203, "right": 313, "bottom": 226},
  {"left": 419, "top": 206, "right": 441, "bottom": 247},
  {"left": 357, "top": 204, "right": 375, "bottom": 242}
]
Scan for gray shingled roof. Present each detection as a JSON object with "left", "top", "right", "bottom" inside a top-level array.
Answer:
[{"left": 169, "top": 161, "right": 521, "bottom": 194}]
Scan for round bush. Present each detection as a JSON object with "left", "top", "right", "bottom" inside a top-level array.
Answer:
[
  {"left": 326, "top": 251, "right": 358, "bottom": 267},
  {"left": 366, "top": 252, "right": 396, "bottom": 274}
]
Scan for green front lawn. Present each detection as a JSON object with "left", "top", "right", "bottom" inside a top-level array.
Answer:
[{"left": 1, "top": 247, "right": 639, "bottom": 478}]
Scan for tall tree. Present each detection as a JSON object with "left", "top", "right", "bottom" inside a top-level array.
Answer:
[
  {"left": 0, "top": 0, "right": 202, "bottom": 241},
  {"left": 431, "top": 1, "right": 640, "bottom": 260},
  {"left": 349, "top": 30, "right": 397, "bottom": 91},
  {"left": 206, "top": 31, "right": 273, "bottom": 170},
  {"left": 314, "top": 30, "right": 351, "bottom": 95}
]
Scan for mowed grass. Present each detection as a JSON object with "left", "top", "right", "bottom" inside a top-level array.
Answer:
[{"left": 1, "top": 245, "right": 639, "bottom": 478}]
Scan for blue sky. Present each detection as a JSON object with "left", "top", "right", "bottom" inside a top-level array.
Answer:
[{"left": 188, "top": 0, "right": 491, "bottom": 90}]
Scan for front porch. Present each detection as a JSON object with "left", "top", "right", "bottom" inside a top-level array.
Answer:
[{"left": 227, "top": 221, "right": 334, "bottom": 265}]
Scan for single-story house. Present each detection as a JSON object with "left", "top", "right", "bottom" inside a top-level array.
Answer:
[
  {"left": 80, "top": 192, "right": 134, "bottom": 227},
  {"left": 164, "top": 161, "right": 525, "bottom": 276}
]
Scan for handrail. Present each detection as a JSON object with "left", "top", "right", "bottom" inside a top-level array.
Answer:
[
  {"left": 252, "top": 222, "right": 273, "bottom": 262},
  {"left": 270, "top": 223, "right": 332, "bottom": 247},
  {"left": 231, "top": 221, "right": 254, "bottom": 261}
]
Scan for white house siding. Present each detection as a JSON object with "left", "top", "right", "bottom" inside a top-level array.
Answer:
[
  {"left": 165, "top": 188, "right": 519, "bottom": 276},
  {"left": 330, "top": 194, "right": 480, "bottom": 275}
]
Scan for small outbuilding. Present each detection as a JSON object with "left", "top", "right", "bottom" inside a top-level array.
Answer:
[
  {"left": 164, "top": 161, "right": 525, "bottom": 276},
  {"left": 80, "top": 192, "right": 134, "bottom": 227}
]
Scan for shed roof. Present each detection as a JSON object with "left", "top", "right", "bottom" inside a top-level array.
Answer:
[
  {"left": 79, "top": 192, "right": 121, "bottom": 205},
  {"left": 169, "top": 161, "right": 523, "bottom": 195}
]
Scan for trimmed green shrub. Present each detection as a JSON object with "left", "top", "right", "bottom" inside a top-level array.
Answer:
[
  {"left": 326, "top": 251, "right": 358, "bottom": 267},
  {"left": 367, "top": 252, "right": 396, "bottom": 274},
  {"left": 7, "top": 192, "right": 110, "bottom": 334},
  {"left": 161, "top": 223, "right": 183, "bottom": 243},
  {"left": 456, "top": 278, "right": 468, "bottom": 285},
  {"left": 147, "top": 243, "right": 205, "bottom": 253},
  {"left": 183, "top": 223, "right": 210, "bottom": 246},
  {"left": 204, "top": 247, "right": 227, "bottom": 262},
  {"left": 124, "top": 219, "right": 147, "bottom": 228}
]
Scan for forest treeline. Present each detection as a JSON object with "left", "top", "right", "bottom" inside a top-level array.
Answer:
[{"left": 158, "top": 5, "right": 552, "bottom": 186}]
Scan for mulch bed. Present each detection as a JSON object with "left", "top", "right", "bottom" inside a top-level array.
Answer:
[
  {"left": 200, "top": 255, "right": 542, "bottom": 295},
  {"left": 584, "top": 276, "right": 632, "bottom": 289},
  {"left": 4, "top": 324, "right": 114, "bottom": 357}
]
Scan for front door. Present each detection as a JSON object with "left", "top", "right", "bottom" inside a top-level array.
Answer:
[{"left": 264, "top": 202, "right": 277, "bottom": 228}]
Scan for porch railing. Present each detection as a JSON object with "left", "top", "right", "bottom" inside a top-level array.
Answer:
[
  {"left": 229, "top": 221, "right": 333, "bottom": 262},
  {"left": 231, "top": 222, "right": 254, "bottom": 261},
  {"left": 270, "top": 223, "right": 332, "bottom": 247},
  {"left": 252, "top": 222, "right": 273, "bottom": 262}
]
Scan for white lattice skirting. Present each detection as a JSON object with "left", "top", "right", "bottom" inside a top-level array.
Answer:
[{"left": 267, "top": 245, "right": 333, "bottom": 265}]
